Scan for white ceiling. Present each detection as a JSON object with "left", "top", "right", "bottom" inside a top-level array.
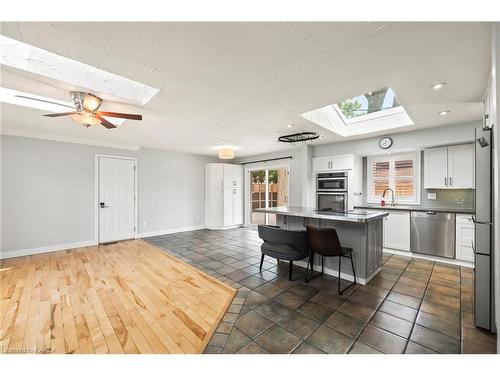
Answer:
[{"left": 0, "top": 22, "right": 491, "bottom": 157}]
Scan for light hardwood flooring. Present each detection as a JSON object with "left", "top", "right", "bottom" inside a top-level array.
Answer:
[{"left": 0, "top": 240, "right": 236, "bottom": 354}]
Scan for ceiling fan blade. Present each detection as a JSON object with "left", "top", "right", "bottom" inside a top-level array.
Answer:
[
  {"left": 15, "top": 95, "right": 76, "bottom": 109},
  {"left": 42, "top": 111, "right": 79, "bottom": 117},
  {"left": 96, "top": 111, "right": 142, "bottom": 120},
  {"left": 96, "top": 115, "right": 117, "bottom": 129}
]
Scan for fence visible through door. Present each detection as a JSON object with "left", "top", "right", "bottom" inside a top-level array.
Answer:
[
  {"left": 97, "top": 156, "right": 137, "bottom": 243},
  {"left": 249, "top": 166, "right": 289, "bottom": 226}
]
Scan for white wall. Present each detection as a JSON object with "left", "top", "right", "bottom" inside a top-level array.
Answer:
[
  {"left": 138, "top": 148, "right": 212, "bottom": 235},
  {"left": 313, "top": 121, "right": 480, "bottom": 158},
  {"left": 0, "top": 135, "right": 216, "bottom": 257}
]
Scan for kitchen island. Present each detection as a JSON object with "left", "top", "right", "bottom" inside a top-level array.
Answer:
[{"left": 254, "top": 206, "right": 388, "bottom": 284}]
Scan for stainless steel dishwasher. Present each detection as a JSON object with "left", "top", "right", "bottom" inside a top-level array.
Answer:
[{"left": 410, "top": 211, "right": 455, "bottom": 258}]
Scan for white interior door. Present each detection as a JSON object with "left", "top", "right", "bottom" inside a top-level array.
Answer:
[{"left": 98, "top": 156, "right": 136, "bottom": 243}]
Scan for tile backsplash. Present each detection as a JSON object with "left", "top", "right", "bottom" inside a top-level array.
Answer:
[
  {"left": 362, "top": 156, "right": 475, "bottom": 209},
  {"left": 421, "top": 188, "right": 475, "bottom": 209}
]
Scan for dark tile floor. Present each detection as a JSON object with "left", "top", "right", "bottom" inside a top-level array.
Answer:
[{"left": 145, "top": 227, "right": 497, "bottom": 354}]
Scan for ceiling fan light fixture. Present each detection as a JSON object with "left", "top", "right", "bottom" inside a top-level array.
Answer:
[
  {"left": 83, "top": 93, "right": 102, "bottom": 112},
  {"left": 71, "top": 113, "right": 102, "bottom": 127},
  {"left": 218, "top": 148, "right": 235, "bottom": 160}
]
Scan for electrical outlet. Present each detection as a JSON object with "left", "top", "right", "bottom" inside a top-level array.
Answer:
[
  {"left": 196, "top": 216, "right": 200, "bottom": 222},
  {"left": 427, "top": 193, "right": 437, "bottom": 200},
  {"left": 143, "top": 220, "right": 148, "bottom": 227}
]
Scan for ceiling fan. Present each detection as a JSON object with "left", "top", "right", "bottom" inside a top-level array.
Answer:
[{"left": 17, "top": 91, "right": 142, "bottom": 129}]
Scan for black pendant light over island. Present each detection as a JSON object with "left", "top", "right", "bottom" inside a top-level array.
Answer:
[{"left": 278, "top": 131, "right": 320, "bottom": 143}]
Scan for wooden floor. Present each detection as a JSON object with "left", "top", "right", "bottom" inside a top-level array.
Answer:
[{"left": 0, "top": 240, "right": 236, "bottom": 354}]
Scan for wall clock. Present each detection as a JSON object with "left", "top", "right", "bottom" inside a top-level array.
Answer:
[{"left": 379, "top": 136, "right": 393, "bottom": 149}]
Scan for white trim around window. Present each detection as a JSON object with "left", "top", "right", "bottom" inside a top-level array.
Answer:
[{"left": 367, "top": 151, "right": 421, "bottom": 205}]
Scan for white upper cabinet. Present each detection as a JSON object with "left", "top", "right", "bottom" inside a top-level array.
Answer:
[
  {"left": 312, "top": 156, "right": 331, "bottom": 172},
  {"left": 206, "top": 163, "right": 224, "bottom": 187},
  {"left": 223, "top": 164, "right": 243, "bottom": 188},
  {"left": 312, "top": 154, "right": 355, "bottom": 172},
  {"left": 424, "top": 147, "right": 448, "bottom": 188},
  {"left": 448, "top": 144, "right": 475, "bottom": 188},
  {"left": 424, "top": 144, "right": 475, "bottom": 189},
  {"left": 206, "top": 163, "right": 243, "bottom": 188}
]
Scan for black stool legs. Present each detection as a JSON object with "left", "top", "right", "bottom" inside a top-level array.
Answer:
[{"left": 338, "top": 253, "right": 357, "bottom": 295}]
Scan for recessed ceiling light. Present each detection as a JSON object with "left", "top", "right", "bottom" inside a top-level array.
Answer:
[
  {"left": 431, "top": 82, "right": 447, "bottom": 90},
  {"left": 287, "top": 124, "right": 293, "bottom": 128},
  {"left": 439, "top": 110, "right": 450, "bottom": 116}
]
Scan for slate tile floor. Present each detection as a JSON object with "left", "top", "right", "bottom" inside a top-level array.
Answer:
[{"left": 145, "top": 227, "right": 497, "bottom": 354}]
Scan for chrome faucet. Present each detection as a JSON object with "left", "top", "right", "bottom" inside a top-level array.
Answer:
[{"left": 382, "top": 188, "right": 395, "bottom": 206}]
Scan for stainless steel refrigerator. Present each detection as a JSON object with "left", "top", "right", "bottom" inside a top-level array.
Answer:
[{"left": 474, "top": 126, "right": 496, "bottom": 332}]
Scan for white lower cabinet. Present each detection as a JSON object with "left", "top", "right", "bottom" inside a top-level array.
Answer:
[
  {"left": 206, "top": 187, "right": 243, "bottom": 229},
  {"left": 456, "top": 214, "right": 475, "bottom": 262},
  {"left": 383, "top": 211, "right": 411, "bottom": 251}
]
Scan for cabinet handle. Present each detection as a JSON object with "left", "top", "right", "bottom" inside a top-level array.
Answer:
[
  {"left": 444, "top": 177, "right": 447, "bottom": 186},
  {"left": 449, "top": 177, "right": 453, "bottom": 186}
]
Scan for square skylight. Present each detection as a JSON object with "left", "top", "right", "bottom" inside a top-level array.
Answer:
[
  {"left": 301, "top": 87, "right": 413, "bottom": 137},
  {"left": 335, "top": 87, "right": 400, "bottom": 123}
]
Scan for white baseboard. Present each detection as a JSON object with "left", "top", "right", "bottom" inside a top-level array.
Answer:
[
  {"left": 383, "top": 248, "right": 475, "bottom": 268},
  {"left": 138, "top": 225, "right": 206, "bottom": 238},
  {"left": 205, "top": 225, "right": 242, "bottom": 231},
  {"left": 0, "top": 240, "right": 98, "bottom": 259}
]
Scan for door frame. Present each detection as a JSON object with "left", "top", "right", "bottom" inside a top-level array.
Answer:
[
  {"left": 244, "top": 161, "right": 291, "bottom": 228},
  {"left": 94, "top": 154, "right": 138, "bottom": 244}
]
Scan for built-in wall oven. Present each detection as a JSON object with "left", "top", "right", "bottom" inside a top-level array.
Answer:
[
  {"left": 316, "top": 172, "right": 348, "bottom": 212},
  {"left": 316, "top": 172, "right": 347, "bottom": 192}
]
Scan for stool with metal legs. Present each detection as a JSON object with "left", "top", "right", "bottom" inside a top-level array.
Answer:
[{"left": 305, "top": 225, "right": 357, "bottom": 295}]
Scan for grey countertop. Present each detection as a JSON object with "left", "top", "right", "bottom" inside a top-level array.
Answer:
[
  {"left": 254, "top": 206, "right": 388, "bottom": 223},
  {"left": 355, "top": 204, "right": 475, "bottom": 214}
]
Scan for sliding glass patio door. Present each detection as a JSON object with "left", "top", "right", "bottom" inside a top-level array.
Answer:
[{"left": 247, "top": 165, "right": 289, "bottom": 226}]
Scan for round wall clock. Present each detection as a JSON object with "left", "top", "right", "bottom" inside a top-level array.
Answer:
[{"left": 379, "top": 136, "right": 393, "bottom": 149}]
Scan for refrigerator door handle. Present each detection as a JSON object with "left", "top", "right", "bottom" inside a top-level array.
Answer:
[{"left": 472, "top": 216, "right": 492, "bottom": 225}]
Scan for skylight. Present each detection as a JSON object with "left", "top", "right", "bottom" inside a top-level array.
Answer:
[
  {"left": 336, "top": 87, "right": 400, "bottom": 121},
  {"left": 300, "top": 87, "right": 413, "bottom": 137},
  {"left": 0, "top": 35, "right": 159, "bottom": 105}
]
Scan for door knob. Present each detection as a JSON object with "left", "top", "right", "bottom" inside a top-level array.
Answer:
[{"left": 100, "top": 202, "right": 109, "bottom": 208}]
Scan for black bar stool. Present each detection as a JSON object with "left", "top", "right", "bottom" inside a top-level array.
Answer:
[
  {"left": 257, "top": 225, "right": 310, "bottom": 280},
  {"left": 305, "top": 225, "right": 356, "bottom": 295}
]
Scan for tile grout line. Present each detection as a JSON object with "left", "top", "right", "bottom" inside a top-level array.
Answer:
[
  {"left": 345, "top": 254, "right": 415, "bottom": 354},
  {"left": 401, "top": 261, "right": 436, "bottom": 354}
]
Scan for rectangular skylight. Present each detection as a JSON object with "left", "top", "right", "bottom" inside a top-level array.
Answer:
[
  {"left": 0, "top": 35, "right": 159, "bottom": 105},
  {"left": 300, "top": 86, "right": 413, "bottom": 137},
  {"left": 336, "top": 87, "right": 400, "bottom": 121},
  {"left": 0, "top": 87, "right": 125, "bottom": 125}
]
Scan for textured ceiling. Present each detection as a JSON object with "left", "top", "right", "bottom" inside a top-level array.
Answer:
[{"left": 0, "top": 22, "right": 491, "bottom": 156}]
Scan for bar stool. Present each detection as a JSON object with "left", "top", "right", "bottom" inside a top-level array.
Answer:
[
  {"left": 305, "top": 225, "right": 357, "bottom": 295},
  {"left": 257, "top": 225, "right": 310, "bottom": 280}
]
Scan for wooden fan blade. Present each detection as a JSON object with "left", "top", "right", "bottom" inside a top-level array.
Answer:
[
  {"left": 96, "top": 115, "right": 117, "bottom": 129},
  {"left": 43, "top": 112, "right": 79, "bottom": 117},
  {"left": 96, "top": 111, "right": 142, "bottom": 120}
]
